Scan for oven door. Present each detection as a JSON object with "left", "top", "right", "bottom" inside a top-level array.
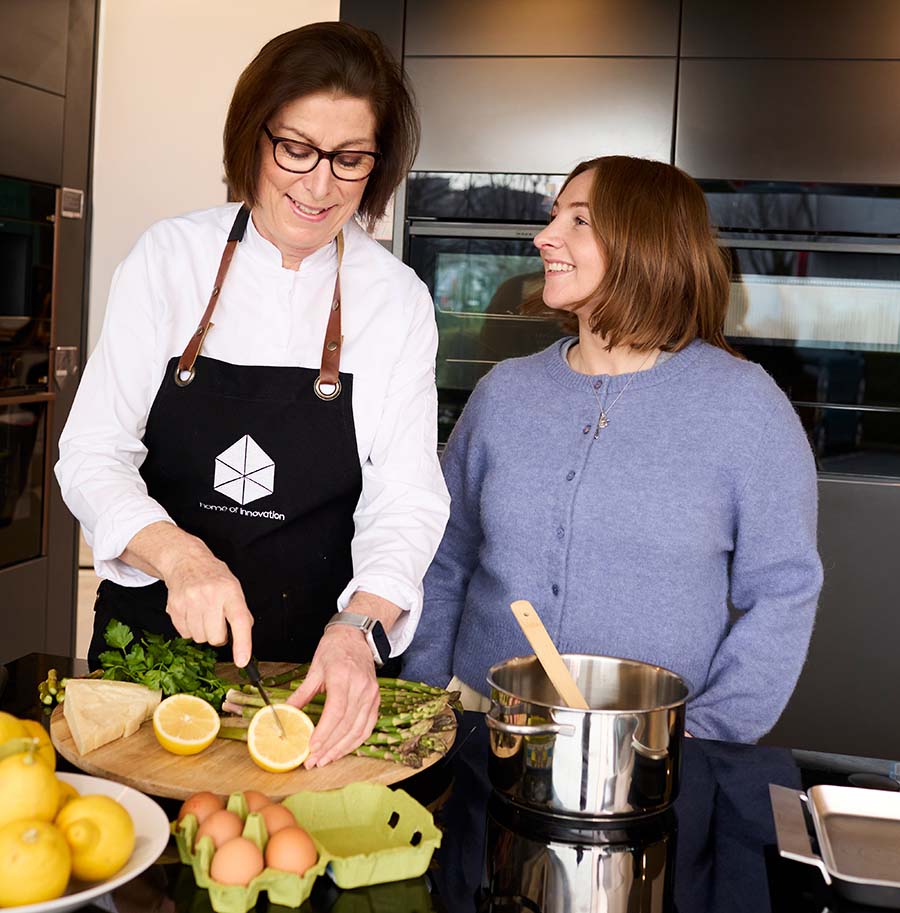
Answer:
[
  {"left": 407, "top": 221, "right": 562, "bottom": 443},
  {"left": 723, "top": 237, "right": 900, "bottom": 479}
]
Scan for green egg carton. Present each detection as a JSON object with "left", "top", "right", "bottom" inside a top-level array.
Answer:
[
  {"left": 173, "top": 784, "right": 441, "bottom": 913},
  {"left": 282, "top": 782, "right": 442, "bottom": 890},
  {"left": 174, "top": 792, "right": 328, "bottom": 913}
]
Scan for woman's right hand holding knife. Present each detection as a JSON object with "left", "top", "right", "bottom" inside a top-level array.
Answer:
[{"left": 120, "top": 521, "right": 255, "bottom": 667}]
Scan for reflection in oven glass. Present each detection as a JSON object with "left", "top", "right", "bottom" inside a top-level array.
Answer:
[
  {"left": 0, "top": 176, "right": 55, "bottom": 393},
  {"left": 0, "top": 402, "right": 45, "bottom": 568}
]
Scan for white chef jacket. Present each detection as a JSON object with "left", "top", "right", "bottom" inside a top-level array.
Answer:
[{"left": 55, "top": 204, "right": 450, "bottom": 653}]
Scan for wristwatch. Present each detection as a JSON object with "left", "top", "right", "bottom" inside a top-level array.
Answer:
[{"left": 324, "top": 612, "right": 390, "bottom": 667}]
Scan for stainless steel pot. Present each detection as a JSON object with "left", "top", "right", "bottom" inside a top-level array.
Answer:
[{"left": 486, "top": 654, "right": 689, "bottom": 820}]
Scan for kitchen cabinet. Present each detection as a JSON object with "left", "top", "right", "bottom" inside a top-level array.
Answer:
[
  {"left": 0, "top": 0, "right": 69, "bottom": 94},
  {"left": 0, "top": 77, "right": 64, "bottom": 184},
  {"left": 682, "top": 0, "right": 900, "bottom": 59},
  {"left": 763, "top": 478, "right": 900, "bottom": 761},
  {"left": 409, "top": 57, "right": 676, "bottom": 173},
  {"left": 405, "top": 0, "right": 678, "bottom": 57},
  {"left": 676, "top": 59, "right": 900, "bottom": 184}
]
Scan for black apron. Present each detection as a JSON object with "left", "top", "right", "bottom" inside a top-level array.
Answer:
[{"left": 88, "top": 206, "right": 362, "bottom": 668}]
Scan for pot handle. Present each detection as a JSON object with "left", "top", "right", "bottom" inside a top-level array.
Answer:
[
  {"left": 485, "top": 708, "right": 576, "bottom": 738},
  {"left": 769, "top": 784, "right": 832, "bottom": 886}
]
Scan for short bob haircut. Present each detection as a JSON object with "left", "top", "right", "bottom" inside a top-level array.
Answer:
[
  {"left": 527, "top": 156, "right": 736, "bottom": 354},
  {"left": 224, "top": 22, "right": 419, "bottom": 232}
]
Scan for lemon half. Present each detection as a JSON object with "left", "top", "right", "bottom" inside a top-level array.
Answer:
[
  {"left": 247, "top": 704, "right": 314, "bottom": 773},
  {"left": 152, "top": 694, "right": 220, "bottom": 755}
]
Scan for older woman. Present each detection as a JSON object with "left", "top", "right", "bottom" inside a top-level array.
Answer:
[
  {"left": 56, "top": 23, "right": 449, "bottom": 766},
  {"left": 403, "top": 156, "right": 822, "bottom": 742}
]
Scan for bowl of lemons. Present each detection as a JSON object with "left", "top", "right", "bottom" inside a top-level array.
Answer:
[{"left": 0, "top": 710, "right": 169, "bottom": 912}]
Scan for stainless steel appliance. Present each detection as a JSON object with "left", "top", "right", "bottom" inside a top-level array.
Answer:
[
  {"left": 480, "top": 792, "right": 676, "bottom": 913},
  {"left": 405, "top": 173, "right": 900, "bottom": 478},
  {"left": 703, "top": 179, "right": 900, "bottom": 480},
  {"left": 485, "top": 654, "right": 688, "bottom": 820},
  {"left": 406, "top": 172, "right": 564, "bottom": 444},
  {"left": 0, "top": 175, "right": 60, "bottom": 569},
  {"left": 771, "top": 783, "right": 900, "bottom": 909}
]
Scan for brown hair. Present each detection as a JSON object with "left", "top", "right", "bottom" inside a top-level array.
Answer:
[
  {"left": 527, "top": 156, "right": 736, "bottom": 354},
  {"left": 223, "top": 22, "right": 419, "bottom": 231}
]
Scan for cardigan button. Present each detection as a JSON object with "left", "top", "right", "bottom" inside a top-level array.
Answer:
[
  {"left": 551, "top": 584, "right": 560, "bottom": 596},
  {"left": 566, "top": 471, "right": 575, "bottom": 481},
  {"left": 582, "top": 425, "right": 591, "bottom": 435}
]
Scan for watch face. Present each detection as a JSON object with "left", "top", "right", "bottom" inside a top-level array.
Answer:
[{"left": 371, "top": 620, "right": 390, "bottom": 665}]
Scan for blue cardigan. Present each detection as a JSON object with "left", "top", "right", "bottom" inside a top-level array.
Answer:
[{"left": 402, "top": 338, "right": 823, "bottom": 742}]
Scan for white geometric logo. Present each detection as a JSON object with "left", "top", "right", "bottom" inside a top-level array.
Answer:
[{"left": 214, "top": 435, "right": 275, "bottom": 505}]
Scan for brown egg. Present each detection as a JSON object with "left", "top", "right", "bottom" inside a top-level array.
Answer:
[
  {"left": 195, "top": 809, "right": 244, "bottom": 850},
  {"left": 259, "top": 803, "right": 296, "bottom": 837},
  {"left": 210, "top": 836, "right": 265, "bottom": 886},
  {"left": 177, "top": 791, "right": 225, "bottom": 825},
  {"left": 264, "top": 826, "right": 318, "bottom": 876},
  {"left": 242, "top": 790, "right": 271, "bottom": 813}
]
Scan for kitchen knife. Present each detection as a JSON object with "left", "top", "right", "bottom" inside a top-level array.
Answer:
[{"left": 244, "top": 656, "right": 288, "bottom": 740}]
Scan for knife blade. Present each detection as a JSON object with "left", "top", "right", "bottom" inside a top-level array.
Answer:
[{"left": 244, "top": 656, "right": 288, "bottom": 740}]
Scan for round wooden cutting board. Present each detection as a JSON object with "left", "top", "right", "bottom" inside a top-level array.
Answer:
[{"left": 50, "top": 668, "right": 456, "bottom": 800}]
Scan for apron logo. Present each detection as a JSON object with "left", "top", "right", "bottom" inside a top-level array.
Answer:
[{"left": 214, "top": 434, "right": 275, "bottom": 505}]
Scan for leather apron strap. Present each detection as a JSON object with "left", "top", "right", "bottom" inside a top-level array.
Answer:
[
  {"left": 174, "top": 206, "right": 346, "bottom": 400},
  {"left": 313, "top": 230, "right": 344, "bottom": 401}
]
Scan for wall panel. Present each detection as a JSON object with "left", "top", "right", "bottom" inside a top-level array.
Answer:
[
  {"left": 676, "top": 60, "right": 900, "bottom": 183},
  {"left": 682, "top": 0, "right": 900, "bottom": 59},
  {"left": 409, "top": 57, "right": 676, "bottom": 173},
  {"left": 0, "top": 0, "right": 69, "bottom": 94},
  {"left": 406, "top": 0, "right": 679, "bottom": 57},
  {"left": 0, "top": 77, "right": 64, "bottom": 184}
]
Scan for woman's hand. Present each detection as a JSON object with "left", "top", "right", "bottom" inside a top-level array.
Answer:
[
  {"left": 120, "top": 521, "right": 254, "bottom": 666},
  {"left": 287, "top": 624, "right": 380, "bottom": 768}
]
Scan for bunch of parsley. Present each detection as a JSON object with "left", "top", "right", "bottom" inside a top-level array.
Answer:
[{"left": 98, "top": 619, "right": 229, "bottom": 710}]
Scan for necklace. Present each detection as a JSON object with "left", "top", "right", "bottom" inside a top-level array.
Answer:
[{"left": 583, "top": 349, "right": 656, "bottom": 439}]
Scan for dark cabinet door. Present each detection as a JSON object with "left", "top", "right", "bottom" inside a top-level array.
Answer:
[
  {"left": 405, "top": 0, "right": 679, "bottom": 56},
  {"left": 682, "top": 0, "right": 900, "bottom": 58},
  {"left": 0, "top": 0, "right": 69, "bottom": 93},
  {"left": 0, "top": 79, "right": 64, "bottom": 185},
  {"left": 409, "top": 57, "right": 676, "bottom": 173},
  {"left": 763, "top": 478, "right": 900, "bottom": 760},
  {"left": 676, "top": 60, "right": 900, "bottom": 184}
]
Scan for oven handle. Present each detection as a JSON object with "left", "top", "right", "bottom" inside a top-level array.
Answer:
[{"left": 408, "top": 221, "right": 545, "bottom": 240}]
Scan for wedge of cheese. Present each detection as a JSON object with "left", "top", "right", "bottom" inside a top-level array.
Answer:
[{"left": 63, "top": 679, "right": 162, "bottom": 755}]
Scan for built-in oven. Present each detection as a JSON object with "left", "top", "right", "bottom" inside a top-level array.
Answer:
[
  {"left": 705, "top": 180, "right": 900, "bottom": 479},
  {"left": 406, "top": 172, "right": 900, "bottom": 479},
  {"left": 406, "top": 172, "right": 564, "bottom": 443},
  {"left": 0, "top": 175, "right": 59, "bottom": 567}
]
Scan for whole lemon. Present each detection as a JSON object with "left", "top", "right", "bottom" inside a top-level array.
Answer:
[
  {"left": 56, "top": 778, "right": 80, "bottom": 814},
  {"left": 0, "top": 818, "right": 71, "bottom": 906},
  {"left": 56, "top": 795, "right": 135, "bottom": 881},
  {"left": 0, "top": 750, "right": 60, "bottom": 827},
  {"left": 0, "top": 711, "right": 26, "bottom": 746},
  {"left": 20, "top": 719, "right": 56, "bottom": 771}
]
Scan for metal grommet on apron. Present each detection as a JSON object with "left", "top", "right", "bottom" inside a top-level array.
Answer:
[
  {"left": 313, "top": 377, "right": 342, "bottom": 401},
  {"left": 173, "top": 365, "right": 195, "bottom": 387},
  {"left": 88, "top": 205, "right": 361, "bottom": 668}
]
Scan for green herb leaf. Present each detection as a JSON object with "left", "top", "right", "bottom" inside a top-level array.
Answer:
[
  {"left": 105, "top": 620, "right": 133, "bottom": 650},
  {"left": 99, "top": 618, "right": 230, "bottom": 709}
]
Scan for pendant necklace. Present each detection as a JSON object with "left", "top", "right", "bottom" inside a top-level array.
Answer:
[{"left": 584, "top": 349, "right": 656, "bottom": 439}]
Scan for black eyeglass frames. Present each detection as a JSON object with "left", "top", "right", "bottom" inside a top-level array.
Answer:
[{"left": 263, "top": 126, "right": 380, "bottom": 181}]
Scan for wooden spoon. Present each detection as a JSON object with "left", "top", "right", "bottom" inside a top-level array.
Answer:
[{"left": 510, "top": 600, "right": 590, "bottom": 710}]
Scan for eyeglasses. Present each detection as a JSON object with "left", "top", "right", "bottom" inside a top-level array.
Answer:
[{"left": 263, "top": 126, "right": 381, "bottom": 181}]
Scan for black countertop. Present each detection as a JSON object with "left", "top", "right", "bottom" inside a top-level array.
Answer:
[{"left": 2, "top": 653, "right": 898, "bottom": 913}]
